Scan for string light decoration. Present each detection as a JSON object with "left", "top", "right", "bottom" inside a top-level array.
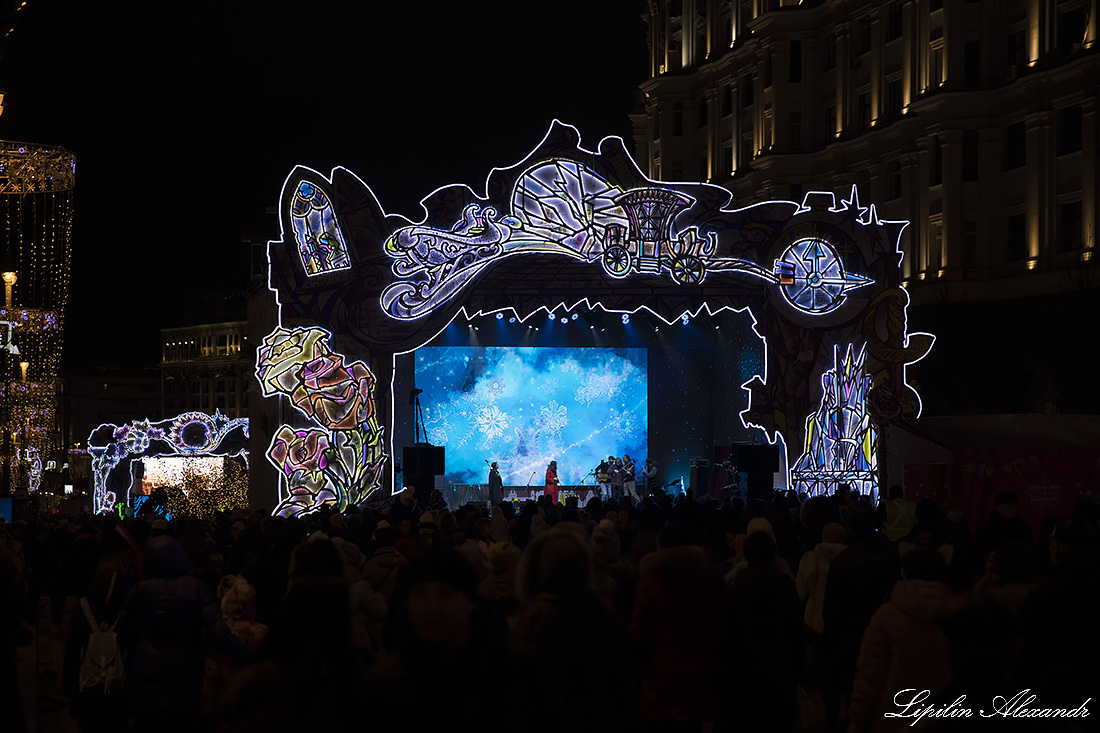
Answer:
[
  {"left": 0, "top": 139, "right": 75, "bottom": 495},
  {"left": 87, "top": 411, "right": 248, "bottom": 513}
]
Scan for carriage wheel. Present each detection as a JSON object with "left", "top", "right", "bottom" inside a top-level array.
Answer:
[
  {"left": 603, "top": 244, "right": 632, "bottom": 278},
  {"left": 671, "top": 255, "right": 705, "bottom": 285}
]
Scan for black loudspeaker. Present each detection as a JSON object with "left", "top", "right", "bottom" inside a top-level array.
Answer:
[
  {"left": 402, "top": 445, "right": 445, "bottom": 476},
  {"left": 746, "top": 472, "right": 773, "bottom": 500},
  {"left": 735, "top": 444, "right": 780, "bottom": 473},
  {"left": 689, "top": 463, "right": 711, "bottom": 498}
]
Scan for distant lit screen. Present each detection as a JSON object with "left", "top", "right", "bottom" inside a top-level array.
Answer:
[{"left": 415, "top": 347, "right": 647, "bottom": 487}]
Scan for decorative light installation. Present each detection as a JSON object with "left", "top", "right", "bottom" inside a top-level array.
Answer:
[
  {"left": 791, "top": 344, "right": 878, "bottom": 500},
  {"left": 255, "top": 326, "right": 385, "bottom": 517},
  {"left": 291, "top": 181, "right": 351, "bottom": 275},
  {"left": 0, "top": 140, "right": 74, "bottom": 495},
  {"left": 379, "top": 160, "right": 866, "bottom": 319},
  {"left": 88, "top": 412, "right": 248, "bottom": 514},
  {"left": 263, "top": 122, "right": 932, "bottom": 504}
]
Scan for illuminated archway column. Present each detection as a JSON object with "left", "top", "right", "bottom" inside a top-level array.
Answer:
[{"left": 1082, "top": 98, "right": 1097, "bottom": 261}]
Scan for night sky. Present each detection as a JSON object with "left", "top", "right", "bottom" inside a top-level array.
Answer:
[{"left": 0, "top": 0, "right": 647, "bottom": 370}]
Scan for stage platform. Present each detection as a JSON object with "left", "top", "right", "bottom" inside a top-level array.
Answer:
[{"left": 445, "top": 484, "right": 606, "bottom": 508}]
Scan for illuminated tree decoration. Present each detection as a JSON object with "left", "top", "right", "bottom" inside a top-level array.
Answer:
[
  {"left": 88, "top": 412, "right": 248, "bottom": 514},
  {"left": 792, "top": 344, "right": 878, "bottom": 499},
  {"left": 0, "top": 140, "right": 75, "bottom": 496},
  {"left": 291, "top": 181, "right": 351, "bottom": 275},
  {"left": 256, "top": 326, "right": 385, "bottom": 517}
]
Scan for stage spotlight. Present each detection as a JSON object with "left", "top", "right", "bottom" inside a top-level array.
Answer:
[
  {"left": 560, "top": 317, "right": 567, "bottom": 324},
  {"left": 496, "top": 313, "right": 504, "bottom": 320},
  {"left": 621, "top": 314, "right": 630, "bottom": 324},
  {"left": 509, "top": 317, "right": 516, "bottom": 323},
  {"left": 681, "top": 314, "right": 690, "bottom": 325},
  {"left": 571, "top": 313, "right": 578, "bottom": 320},
  {"left": 548, "top": 312, "right": 555, "bottom": 320}
]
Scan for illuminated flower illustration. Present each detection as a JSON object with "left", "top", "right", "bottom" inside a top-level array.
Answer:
[
  {"left": 255, "top": 326, "right": 331, "bottom": 397},
  {"left": 289, "top": 353, "right": 376, "bottom": 430},
  {"left": 262, "top": 326, "right": 386, "bottom": 517},
  {"left": 268, "top": 426, "right": 332, "bottom": 479}
]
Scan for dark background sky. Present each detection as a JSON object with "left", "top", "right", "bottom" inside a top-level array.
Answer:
[{"left": 0, "top": 0, "right": 647, "bottom": 370}]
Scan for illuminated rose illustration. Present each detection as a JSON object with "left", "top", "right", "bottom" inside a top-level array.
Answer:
[
  {"left": 289, "top": 353, "right": 376, "bottom": 431},
  {"left": 261, "top": 326, "right": 386, "bottom": 515},
  {"left": 255, "top": 326, "right": 331, "bottom": 397},
  {"left": 268, "top": 426, "right": 332, "bottom": 478},
  {"left": 275, "top": 469, "right": 338, "bottom": 518}
]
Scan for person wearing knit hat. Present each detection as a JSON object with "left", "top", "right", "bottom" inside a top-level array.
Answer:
[{"left": 529, "top": 514, "right": 549, "bottom": 538}]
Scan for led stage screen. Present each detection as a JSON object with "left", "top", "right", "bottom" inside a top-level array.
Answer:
[{"left": 415, "top": 346, "right": 647, "bottom": 488}]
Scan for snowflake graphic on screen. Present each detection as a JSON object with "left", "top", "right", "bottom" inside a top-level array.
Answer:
[
  {"left": 537, "top": 401, "right": 569, "bottom": 440},
  {"left": 512, "top": 425, "right": 538, "bottom": 457},
  {"left": 558, "top": 360, "right": 582, "bottom": 375},
  {"left": 487, "top": 379, "right": 505, "bottom": 398},
  {"left": 574, "top": 371, "right": 627, "bottom": 406},
  {"left": 475, "top": 405, "right": 511, "bottom": 441},
  {"left": 610, "top": 412, "right": 637, "bottom": 441}
]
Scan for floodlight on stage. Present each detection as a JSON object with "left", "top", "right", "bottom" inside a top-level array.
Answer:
[
  {"left": 621, "top": 314, "right": 630, "bottom": 324},
  {"left": 496, "top": 313, "right": 504, "bottom": 320}
]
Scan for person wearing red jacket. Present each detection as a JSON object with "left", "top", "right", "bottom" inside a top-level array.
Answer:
[{"left": 544, "top": 461, "right": 559, "bottom": 504}]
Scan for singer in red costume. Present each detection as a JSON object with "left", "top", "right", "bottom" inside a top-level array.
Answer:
[{"left": 544, "top": 460, "right": 559, "bottom": 504}]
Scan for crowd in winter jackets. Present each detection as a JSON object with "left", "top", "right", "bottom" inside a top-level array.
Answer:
[{"left": 0, "top": 483, "right": 1097, "bottom": 733}]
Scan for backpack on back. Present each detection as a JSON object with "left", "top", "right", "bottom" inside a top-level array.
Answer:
[{"left": 77, "top": 596, "right": 125, "bottom": 695}]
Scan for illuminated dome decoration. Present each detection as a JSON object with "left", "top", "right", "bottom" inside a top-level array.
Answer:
[
  {"left": 0, "top": 139, "right": 75, "bottom": 496},
  {"left": 512, "top": 159, "right": 628, "bottom": 253}
]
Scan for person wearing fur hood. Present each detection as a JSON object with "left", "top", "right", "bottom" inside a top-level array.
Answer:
[
  {"left": 631, "top": 522, "right": 724, "bottom": 728},
  {"left": 795, "top": 522, "right": 847, "bottom": 634},
  {"left": 847, "top": 548, "right": 956, "bottom": 733}
]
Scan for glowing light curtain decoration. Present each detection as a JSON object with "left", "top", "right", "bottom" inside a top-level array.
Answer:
[
  {"left": 792, "top": 344, "right": 878, "bottom": 500},
  {"left": 255, "top": 326, "right": 385, "bottom": 517},
  {"left": 87, "top": 412, "right": 248, "bottom": 514},
  {"left": 263, "top": 122, "right": 933, "bottom": 504},
  {"left": 0, "top": 140, "right": 75, "bottom": 495}
]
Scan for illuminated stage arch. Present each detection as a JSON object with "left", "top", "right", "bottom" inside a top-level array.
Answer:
[
  {"left": 89, "top": 411, "right": 249, "bottom": 514},
  {"left": 263, "top": 122, "right": 932, "bottom": 517}
]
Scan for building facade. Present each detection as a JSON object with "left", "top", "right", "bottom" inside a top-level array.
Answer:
[
  {"left": 634, "top": 0, "right": 1099, "bottom": 418},
  {"left": 160, "top": 321, "right": 251, "bottom": 420}
]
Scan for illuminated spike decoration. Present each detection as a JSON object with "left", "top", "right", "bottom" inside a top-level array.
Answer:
[
  {"left": 256, "top": 326, "right": 385, "bottom": 517},
  {"left": 791, "top": 344, "right": 878, "bottom": 501}
]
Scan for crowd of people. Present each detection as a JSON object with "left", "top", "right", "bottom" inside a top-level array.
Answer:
[{"left": 1, "top": 482, "right": 1097, "bottom": 733}]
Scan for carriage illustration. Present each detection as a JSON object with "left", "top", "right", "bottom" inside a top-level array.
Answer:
[{"left": 600, "top": 188, "right": 716, "bottom": 285}]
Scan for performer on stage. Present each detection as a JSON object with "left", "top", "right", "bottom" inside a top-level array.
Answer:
[
  {"left": 544, "top": 460, "right": 560, "bottom": 504},
  {"left": 487, "top": 461, "right": 503, "bottom": 506},
  {"left": 595, "top": 457, "right": 611, "bottom": 499},
  {"left": 622, "top": 454, "right": 637, "bottom": 500},
  {"left": 643, "top": 458, "right": 659, "bottom": 497},
  {"left": 610, "top": 457, "right": 624, "bottom": 501}
]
